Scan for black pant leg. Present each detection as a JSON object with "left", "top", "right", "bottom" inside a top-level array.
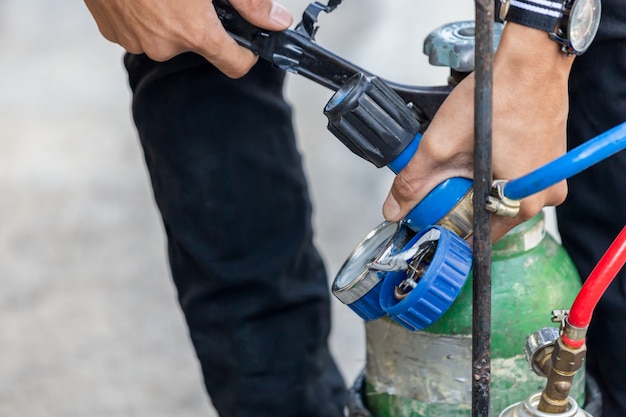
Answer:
[
  {"left": 123, "top": 53, "right": 347, "bottom": 417},
  {"left": 557, "top": 4, "right": 626, "bottom": 416}
]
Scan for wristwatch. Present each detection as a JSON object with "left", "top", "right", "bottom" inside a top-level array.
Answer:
[{"left": 499, "top": 0, "right": 602, "bottom": 55}]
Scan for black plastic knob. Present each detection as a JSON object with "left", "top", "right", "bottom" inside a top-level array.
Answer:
[{"left": 324, "top": 73, "right": 421, "bottom": 168}]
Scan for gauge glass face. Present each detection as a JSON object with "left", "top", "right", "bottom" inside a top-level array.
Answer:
[
  {"left": 569, "top": 0, "right": 601, "bottom": 52},
  {"left": 334, "top": 222, "right": 398, "bottom": 289}
]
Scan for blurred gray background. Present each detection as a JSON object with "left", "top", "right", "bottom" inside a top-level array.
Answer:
[{"left": 0, "top": 1, "right": 473, "bottom": 415}]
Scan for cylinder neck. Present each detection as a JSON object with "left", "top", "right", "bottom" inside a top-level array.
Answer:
[{"left": 492, "top": 211, "right": 546, "bottom": 257}]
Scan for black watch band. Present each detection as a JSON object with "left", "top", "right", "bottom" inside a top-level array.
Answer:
[{"left": 505, "top": 0, "right": 564, "bottom": 32}]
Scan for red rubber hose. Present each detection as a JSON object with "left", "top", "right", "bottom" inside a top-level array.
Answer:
[{"left": 568, "top": 226, "right": 626, "bottom": 329}]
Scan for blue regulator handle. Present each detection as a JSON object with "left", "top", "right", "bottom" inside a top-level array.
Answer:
[{"left": 324, "top": 73, "right": 472, "bottom": 232}]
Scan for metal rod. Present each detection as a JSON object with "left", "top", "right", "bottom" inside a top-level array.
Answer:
[{"left": 472, "top": 0, "right": 494, "bottom": 416}]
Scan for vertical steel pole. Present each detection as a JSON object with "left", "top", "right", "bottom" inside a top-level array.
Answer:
[{"left": 472, "top": 0, "right": 494, "bottom": 416}]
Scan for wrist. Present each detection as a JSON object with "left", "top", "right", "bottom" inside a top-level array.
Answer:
[{"left": 495, "top": 22, "right": 574, "bottom": 83}]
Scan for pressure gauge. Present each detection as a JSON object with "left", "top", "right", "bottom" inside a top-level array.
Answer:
[{"left": 332, "top": 221, "right": 414, "bottom": 321}]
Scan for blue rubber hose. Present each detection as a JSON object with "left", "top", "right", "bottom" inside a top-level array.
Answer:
[{"left": 503, "top": 121, "right": 626, "bottom": 200}]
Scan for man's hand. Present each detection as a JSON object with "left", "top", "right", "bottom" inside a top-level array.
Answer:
[
  {"left": 382, "top": 23, "right": 575, "bottom": 241},
  {"left": 83, "top": 0, "right": 293, "bottom": 78}
]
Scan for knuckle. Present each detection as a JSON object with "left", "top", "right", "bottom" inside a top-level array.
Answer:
[
  {"left": 233, "top": 0, "right": 261, "bottom": 10},
  {"left": 420, "top": 137, "right": 472, "bottom": 171},
  {"left": 141, "top": 42, "right": 177, "bottom": 62},
  {"left": 200, "top": 36, "right": 257, "bottom": 78},
  {"left": 118, "top": 37, "right": 145, "bottom": 56},
  {"left": 226, "top": 60, "right": 255, "bottom": 78},
  {"left": 98, "top": 27, "right": 117, "bottom": 43},
  {"left": 550, "top": 182, "right": 569, "bottom": 206},
  {"left": 231, "top": 0, "right": 276, "bottom": 25},
  {"left": 518, "top": 199, "right": 543, "bottom": 223},
  {"left": 178, "top": 27, "right": 205, "bottom": 53},
  {"left": 148, "top": 51, "right": 173, "bottom": 62},
  {"left": 517, "top": 181, "right": 568, "bottom": 223},
  {"left": 125, "top": 45, "right": 144, "bottom": 55},
  {"left": 392, "top": 173, "right": 420, "bottom": 202},
  {"left": 419, "top": 139, "right": 449, "bottom": 164}
]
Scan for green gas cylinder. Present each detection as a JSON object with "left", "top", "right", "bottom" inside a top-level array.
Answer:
[{"left": 360, "top": 211, "right": 585, "bottom": 417}]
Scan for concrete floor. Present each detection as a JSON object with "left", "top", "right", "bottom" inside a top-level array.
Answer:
[{"left": 0, "top": 1, "right": 474, "bottom": 415}]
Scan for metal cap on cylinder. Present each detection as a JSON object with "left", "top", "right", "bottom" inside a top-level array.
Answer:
[
  {"left": 324, "top": 73, "right": 421, "bottom": 168},
  {"left": 423, "top": 21, "right": 504, "bottom": 72}
]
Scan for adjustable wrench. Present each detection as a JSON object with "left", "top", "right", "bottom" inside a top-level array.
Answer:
[{"left": 213, "top": 0, "right": 451, "bottom": 126}]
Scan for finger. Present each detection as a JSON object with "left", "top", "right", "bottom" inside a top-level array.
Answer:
[
  {"left": 382, "top": 171, "right": 426, "bottom": 222},
  {"left": 492, "top": 215, "right": 522, "bottom": 243},
  {"left": 491, "top": 180, "right": 567, "bottom": 243},
  {"left": 204, "top": 34, "right": 259, "bottom": 77},
  {"left": 382, "top": 161, "right": 473, "bottom": 222},
  {"left": 190, "top": 9, "right": 260, "bottom": 77},
  {"left": 198, "top": 1, "right": 292, "bottom": 77},
  {"left": 230, "top": 0, "right": 293, "bottom": 31}
]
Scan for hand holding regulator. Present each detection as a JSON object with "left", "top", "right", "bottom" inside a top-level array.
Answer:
[{"left": 213, "top": 0, "right": 612, "bottom": 332}]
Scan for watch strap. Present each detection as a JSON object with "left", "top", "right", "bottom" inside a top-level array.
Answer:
[{"left": 506, "top": 0, "right": 564, "bottom": 32}]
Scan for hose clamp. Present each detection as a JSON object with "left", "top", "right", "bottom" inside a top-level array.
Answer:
[
  {"left": 563, "top": 318, "right": 588, "bottom": 342},
  {"left": 486, "top": 180, "right": 521, "bottom": 218}
]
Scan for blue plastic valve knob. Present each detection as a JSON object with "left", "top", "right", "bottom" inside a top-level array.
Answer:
[{"left": 379, "top": 225, "right": 472, "bottom": 331}]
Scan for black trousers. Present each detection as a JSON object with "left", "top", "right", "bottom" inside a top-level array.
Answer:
[
  {"left": 558, "top": 3, "right": 626, "bottom": 416},
  {"left": 124, "top": 54, "right": 347, "bottom": 417}
]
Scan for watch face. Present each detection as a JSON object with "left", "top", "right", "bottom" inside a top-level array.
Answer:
[{"left": 568, "top": 0, "right": 601, "bottom": 53}]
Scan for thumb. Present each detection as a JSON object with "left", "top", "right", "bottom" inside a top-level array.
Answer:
[
  {"left": 230, "top": 0, "right": 293, "bottom": 31},
  {"left": 382, "top": 190, "right": 402, "bottom": 222},
  {"left": 381, "top": 153, "right": 472, "bottom": 223},
  {"left": 382, "top": 171, "right": 424, "bottom": 223}
]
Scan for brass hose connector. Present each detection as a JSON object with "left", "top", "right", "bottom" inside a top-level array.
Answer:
[
  {"left": 486, "top": 180, "right": 521, "bottom": 218},
  {"left": 436, "top": 188, "right": 474, "bottom": 240},
  {"left": 536, "top": 337, "right": 587, "bottom": 414}
]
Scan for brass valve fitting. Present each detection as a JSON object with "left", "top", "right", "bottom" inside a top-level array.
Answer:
[
  {"left": 537, "top": 337, "right": 587, "bottom": 414},
  {"left": 486, "top": 179, "right": 521, "bottom": 218},
  {"left": 436, "top": 187, "right": 474, "bottom": 240}
]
